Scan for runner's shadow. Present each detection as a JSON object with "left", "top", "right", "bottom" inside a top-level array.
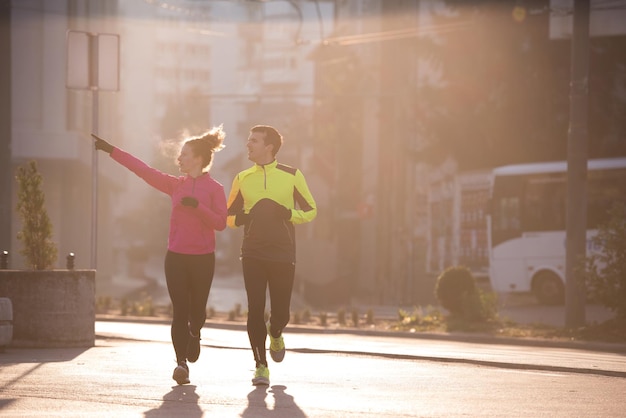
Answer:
[
  {"left": 270, "top": 385, "right": 306, "bottom": 417},
  {"left": 241, "top": 386, "right": 268, "bottom": 417},
  {"left": 144, "top": 385, "right": 202, "bottom": 418},
  {"left": 240, "top": 385, "right": 306, "bottom": 417}
]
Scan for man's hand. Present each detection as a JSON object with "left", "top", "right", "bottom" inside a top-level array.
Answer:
[
  {"left": 234, "top": 211, "right": 249, "bottom": 226},
  {"left": 91, "top": 134, "right": 114, "bottom": 154},
  {"left": 181, "top": 197, "right": 199, "bottom": 208}
]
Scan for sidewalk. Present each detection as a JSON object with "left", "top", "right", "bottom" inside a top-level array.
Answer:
[
  {"left": 2, "top": 320, "right": 626, "bottom": 417},
  {"left": 94, "top": 320, "right": 626, "bottom": 375}
]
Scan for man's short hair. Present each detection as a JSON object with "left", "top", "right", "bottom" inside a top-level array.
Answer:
[{"left": 251, "top": 125, "right": 283, "bottom": 157}]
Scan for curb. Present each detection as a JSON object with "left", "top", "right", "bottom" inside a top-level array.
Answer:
[{"left": 95, "top": 314, "right": 626, "bottom": 355}]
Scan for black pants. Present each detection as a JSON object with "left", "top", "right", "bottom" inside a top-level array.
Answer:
[
  {"left": 242, "top": 257, "right": 295, "bottom": 367},
  {"left": 165, "top": 251, "right": 215, "bottom": 363}
]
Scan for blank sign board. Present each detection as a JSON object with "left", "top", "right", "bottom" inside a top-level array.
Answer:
[{"left": 66, "top": 30, "right": 119, "bottom": 91}]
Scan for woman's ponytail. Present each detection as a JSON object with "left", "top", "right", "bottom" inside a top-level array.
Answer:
[{"left": 185, "top": 125, "right": 226, "bottom": 169}]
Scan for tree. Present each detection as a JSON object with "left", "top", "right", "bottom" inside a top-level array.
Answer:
[
  {"left": 583, "top": 202, "right": 626, "bottom": 319},
  {"left": 15, "top": 160, "right": 58, "bottom": 270},
  {"left": 416, "top": 0, "right": 626, "bottom": 169}
]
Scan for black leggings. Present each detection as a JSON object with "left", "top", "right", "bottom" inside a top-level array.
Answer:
[
  {"left": 164, "top": 251, "right": 215, "bottom": 363},
  {"left": 242, "top": 257, "right": 295, "bottom": 367}
]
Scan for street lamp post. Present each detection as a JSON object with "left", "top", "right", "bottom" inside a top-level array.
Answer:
[
  {"left": 66, "top": 30, "right": 119, "bottom": 269},
  {"left": 565, "top": 0, "right": 590, "bottom": 328}
]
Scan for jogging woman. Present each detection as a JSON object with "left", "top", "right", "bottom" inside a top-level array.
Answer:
[{"left": 91, "top": 127, "right": 227, "bottom": 385}]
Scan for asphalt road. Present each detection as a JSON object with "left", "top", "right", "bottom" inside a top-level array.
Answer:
[{"left": 1, "top": 321, "right": 625, "bottom": 417}]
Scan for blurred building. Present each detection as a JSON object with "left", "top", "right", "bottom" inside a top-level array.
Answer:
[
  {"left": 4, "top": 0, "right": 625, "bottom": 309},
  {"left": 4, "top": 0, "right": 333, "bottom": 302},
  {"left": 307, "top": 0, "right": 626, "bottom": 308},
  {"left": 8, "top": 1, "right": 120, "bottom": 281}
]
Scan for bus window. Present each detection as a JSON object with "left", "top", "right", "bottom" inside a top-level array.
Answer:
[
  {"left": 499, "top": 197, "right": 521, "bottom": 231},
  {"left": 523, "top": 175, "right": 566, "bottom": 232},
  {"left": 491, "top": 176, "right": 522, "bottom": 247}
]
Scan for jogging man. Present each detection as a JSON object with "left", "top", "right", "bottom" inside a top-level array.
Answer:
[{"left": 226, "top": 125, "right": 317, "bottom": 385}]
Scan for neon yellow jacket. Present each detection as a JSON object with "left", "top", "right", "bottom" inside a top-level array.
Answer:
[{"left": 227, "top": 160, "right": 317, "bottom": 263}]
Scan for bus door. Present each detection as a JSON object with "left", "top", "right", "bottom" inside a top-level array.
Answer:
[
  {"left": 520, "top": 174, "right": 567, "bottom": 288},
  {"left": 489, "top": 176, "right": 526, "bottom": 293}
]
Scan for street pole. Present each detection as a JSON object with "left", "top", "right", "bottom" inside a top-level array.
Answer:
[
  {"left": 0, "top": 3, "right": 11, "bottom": 256},
  {"left": 565, "top": 0, "right": 590, "bottom": 328},
  {"left": 67, "top": 30, "right": 119, "bottom": 270},
  {"left": 90, "top": 34, "right": 99, "bottom": 270},
  {"left": 91, "top": 90, "right": 99, "bottom": 269}
]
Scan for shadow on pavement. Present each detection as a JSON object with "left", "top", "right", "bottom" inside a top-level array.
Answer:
[
  {"left": 270, "top": 385, "right": 306, "bottom": 418},
  {"left": 241, "top": 384, "right": 306, "bottom": 417},
  {"left": 143, "top": 384, "right": 202, "bottom": 418},
  {"left": 242, "top": 386, "right": 268, "bottom": 417},
  {"left": 0, "top": 347, "right": 89, "bottom": 364},
  {"left": 0, "top": 363, "right": 45, "bottom": 392}
]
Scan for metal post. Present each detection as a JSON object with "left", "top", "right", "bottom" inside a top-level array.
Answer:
[
  {"left": 1, "top": 251, "right": 7, "bottom": 269},
  {"left": 565, "top": 0, "right": 590, "bottom": 328},
  {"left": 66, "top": 252, "right": 75, "bottom": 270},
  {"left": 0, "top": 3, "right": 11, "bottom": 256},
  {"left": 90, "top": 33, "right": 99, "bottom": 270}
]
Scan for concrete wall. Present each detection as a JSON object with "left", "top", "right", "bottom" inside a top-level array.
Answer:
[{"left": 0, "top": 270, "right": 95, "bottom": 348}]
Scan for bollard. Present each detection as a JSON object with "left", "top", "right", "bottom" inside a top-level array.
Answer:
[
  {"left": 0, "top": 251, "right": 7, "bottom": 269},
  {"left": 0, "top": 297, "right": 13, "bottom": 349},
  {"left": 66, "top": 252, "right": 75, "bottom": 270}
]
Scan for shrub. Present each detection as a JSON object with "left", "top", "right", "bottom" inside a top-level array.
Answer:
[
  {"left": 435, "top": 265, "right": 498, "bottom": 322},
  {"left": 319, "top": 311, "right": 328, "bottom": 327},
  {"left": 121, "top": 298, "right": 129, "bottom": 316},
  {"left": 351, "top": 308, "right": 359, "bottom": 327},
  {"left": 15, "top": 161, "right": 58, "bottom": 270},
  {"left": 462, "top": 287, "right": 498, "bottom": 322},
  {"left": 435, "top": 266, "right": 477, "bottom": 316},
  {"left": 337, "top": 308, "right": 346, "bottom": 325},
  {"left": 583, "top": 202, "right": 626, "bottom": 319},
  {"left": 302, "top": 308, "right": 311, "bottom": 323}
]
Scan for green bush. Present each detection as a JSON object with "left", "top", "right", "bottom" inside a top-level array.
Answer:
[
  {"left": 302, "top": 308, "right": 311, "bottom": 323},
  {"left": 15, "top": 161, "right": 58, "bottom": 270},
  {"left": 319, "top": 311, "right": 328, "bottom": 327},
  {"left": 337, "top": 308, "right": 346, "bottom": 325},
  {"left": 435, "top": 265, "right": 497, "bottom": 322},
  {"left": 463, "top": 287, "right": 498, "bottom": 322},
  {"left": 583, "top": 202, "right": 626, "bottom": 319},
  {"left": 351, "top": 308, "right": 359, "bottom": 327},
  {"left": 435, "top": 266, "right": 477, "bottom": 316}
]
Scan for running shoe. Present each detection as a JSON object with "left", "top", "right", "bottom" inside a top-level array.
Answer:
[
  {"left": 173, "top": 361, "right": 190, "bottom": 385},
  {"left": 267, "top": 323, "right": 285, "bottom": 363},
  {"left": 186, "top": 331, "right": 201, "bottom": 363},
  {"left": 252, "top": 364, "right": 270, "bottom": 386}
]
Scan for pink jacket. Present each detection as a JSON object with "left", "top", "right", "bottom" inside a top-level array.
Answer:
[{"left": 111, "top": 148, "right": 227, "bottom": 255}]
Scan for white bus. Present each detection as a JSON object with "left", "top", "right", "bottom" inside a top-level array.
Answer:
[{"left": 487, "top": 157, "right": 626, "bottom": 305}]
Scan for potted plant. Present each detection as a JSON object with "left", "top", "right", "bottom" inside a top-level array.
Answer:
[{"left": 0, "top": 161, "right": 95, "bottom": 348}]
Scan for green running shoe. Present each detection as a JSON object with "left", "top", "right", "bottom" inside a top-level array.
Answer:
[
  {"left": 267, "top": 323, "right": 285, "bottom": 363},
  {"left": 252, "top": 364, "right": 270, "bottom": 386}
]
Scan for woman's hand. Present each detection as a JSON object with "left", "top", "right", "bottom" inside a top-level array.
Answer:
[{"left": 91, "top": 134, "right": 114, "bottom": 154}]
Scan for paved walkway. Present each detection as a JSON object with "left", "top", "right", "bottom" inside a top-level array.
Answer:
[{"left": 2, "top": 319, "right": 626, "bottom": 417}]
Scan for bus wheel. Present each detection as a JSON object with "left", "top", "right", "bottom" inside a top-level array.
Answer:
[{"left": 532, "top": 272, "right": 565, "bottom": 305}]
